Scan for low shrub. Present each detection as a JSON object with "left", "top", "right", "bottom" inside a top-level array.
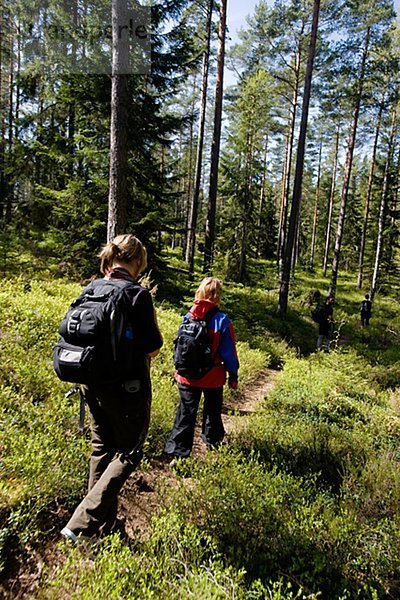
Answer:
[
  {"left": 165, "top": 449, "right": 400, "bottom": 598},
  {"left": 44, "top": 512, "right": 320, "bottom": 600}
]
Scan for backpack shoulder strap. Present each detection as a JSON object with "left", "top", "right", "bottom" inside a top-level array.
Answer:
[
  {"left": 91, "top": 278, "right": 139, "bottom": 305},
  {"left": 204, "top": 306, "right": 220, "bottom": 323},
  {"left": 98, "top": 277, "right": 137, "bottom": 290}
]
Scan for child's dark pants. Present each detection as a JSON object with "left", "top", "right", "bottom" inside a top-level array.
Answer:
[{"left": 165, "top": 385, "right": 224, "bottom": 458}]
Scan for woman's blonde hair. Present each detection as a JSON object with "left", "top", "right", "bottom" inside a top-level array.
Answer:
[
  {"left": 195, "top": 277, "right": 223, "bottom": 304},
  {"left": 98, "top": 234, "right": 147, "bottom": 275}
]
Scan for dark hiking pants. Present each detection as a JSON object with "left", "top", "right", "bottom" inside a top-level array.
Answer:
[
  {"left": 65, "top": 383, "right": 151, "bottom": 538},
  {"left": 361, "top": 312, "right": 370, "bottom": 327},
  {"left": 165, "top": 385, "right": 224, "bottom": 458}
]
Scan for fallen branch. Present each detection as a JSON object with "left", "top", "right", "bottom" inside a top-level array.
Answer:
[
  {"left": 167, "top": 265, "right": 193, "bottom": 276},
  {"left": 386, "top": 327, "right": 400, "bottom": 338}
]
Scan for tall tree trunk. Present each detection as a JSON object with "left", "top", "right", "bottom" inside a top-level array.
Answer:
[
  {"left": 0, "top": 7, "right": 5, "bottom": 221},
  {"left": 35, "top": 88, "right": 44, "bottom": 186},
  {"left": 277, "top": 132, "right": 290, "bottom": 271},
  {"left": 203, "top": 0, "right": 227, "bottom": 273},
  {"left": 256, "top": 132, "right": 269, "bottom": 258},
  {"left": 388, "top": 144, "right": 400, "bottom": 267},
  {"left": 15, "top": 19, "right": 21, "bottom": 140},
  {"left": 183, "top": 76, "right": 198, "bottom": 257},
  {"left": 108, "top": 0, "right": 129, "bottom": 242},
  {"left": 292, "top": 210, "right": 301, "bottom": 273},
  {"left": 322, "top": 124, "right": 340, "bottom": 276},
  {"left": 185, "top": 0, "right": 213, "bottom": 272},
  {"left": 370, "top": 110, "right": 397, "bottom": 301},
  {"left": 357, "top": 93, "right": 384, "bottom": 289},
  {"left": 5, "top": 34, "right": 14, "bottom": 224},
  {"left": 157, "top": 146, "right": 165, "bottom": 252},
  {"left": 239, "top": 133, "right": 254, "bottom": 282},
  {"left": 278, "top": 0, "right": 320, "bottom": 317},
  {"left": 329, "top": 26, "right": 370, "bottom": 296},
  {"left": 68, "top": 100, "right": 76, "bottom": 174},
  {"left": 67, "top": 0, "right": 78, "bottom": 176},
  {"left": 310, "top": 140, "right": 322, "bottom": 268},
  {"left": 276, "top": 40, "right": 303, "bottom": 272},
  {"left": 172, "top": 128, "right": 184, "bottom": 250}
]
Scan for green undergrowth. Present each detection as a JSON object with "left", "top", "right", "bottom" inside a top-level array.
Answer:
[
  {"left": 231, "top": 349, "right": 400, "bottom": 494},
  {"left": 45, "top": 518, "right": 318, "bottom": 600},
  {"left": 44, "top": 439, "right": 400, "bottom": 598},
  {"left": 1, "top": 265, "right": 400, "bottom": 598},
  {"left": 165, "top": 449, "right": 400, "bottom": 598}
]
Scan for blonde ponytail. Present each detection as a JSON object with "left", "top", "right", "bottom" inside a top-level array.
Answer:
[{"left": 98, "top": 234, "right": 147, "bottom": 275}]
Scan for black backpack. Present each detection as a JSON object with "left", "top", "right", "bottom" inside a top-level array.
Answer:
[
  {"left": 311, "top": 304, "right": 326, "bottom": 324},
  {"left": 361, "top": 300, "right": 371, "bottom": 313},
  {"left": 53, "top": 278, "right": 136, "bottom": 385},
  {"left": 173, "top": 307, "right": 219, "bottom": 379}
]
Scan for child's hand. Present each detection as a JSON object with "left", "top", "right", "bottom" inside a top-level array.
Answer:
[{"left": 228, "top": 378, "right": 238, "bottom": 390}]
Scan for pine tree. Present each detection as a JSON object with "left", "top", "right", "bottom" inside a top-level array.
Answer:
[
  {"left": 329, "top": 0, "right": 395, "bottom": 295},
  {"left": 278, "top": 0, "right": 321, "bottom": 317},
  {"left": 203, "top": 0, "right": 227, "bottom": 273},
  {"left": 370, "top": 105, "right": 398, "bottom": 299},
  {"left": 219, "top": 69, "right": 274, "bottom": 281},
  {"left": 185, "top": 0, "right": 214, "bottom": 273},
  {"left": 107, "top": 0, "right": 130, "bottom": 241}
]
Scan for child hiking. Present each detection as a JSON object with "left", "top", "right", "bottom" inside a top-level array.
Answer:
[
  {"left": 165, "top": 277, "right": 239, "bottom": 461},
  {"left": 60, "top": 234, "right": 163, "bottom": 542}
]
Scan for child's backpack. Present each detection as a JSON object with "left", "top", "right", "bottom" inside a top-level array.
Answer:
[
  {"left": 173, "top": 307, "right": 219, "bottom": 379},
  {"left": 53, "top": 278, "right": 136, "bottom": 385},
  {"left": 360, "top": 300, "right": 370, "bottom": 313},
  {"left": 311, "top": 304, "right": 326, "bottom": 324}
]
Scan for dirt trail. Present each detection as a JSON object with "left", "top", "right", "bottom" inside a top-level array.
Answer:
[
  {"left": 120, "top": 368, "right": 278, "bottom": 537},
  {"left": 1, "top": 369, "right": 278, "bottom": 598}
]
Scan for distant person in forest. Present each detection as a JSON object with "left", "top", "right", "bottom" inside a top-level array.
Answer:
[
  {"left": 312, "top": 290, "right": 321, "bottom": 304},
  {"left": 360, "top": 293, "right": 372, "bottom": 327},
  {"left": 60, "top": 234, "right": 163, "bottom": 543},
  {"left": 307, "top": 289, "right": 321, "bottom": 307},
  {"left": 316, "top": 294, "right": 335, "bottom": 352},
  {"left": 165, "top": 277, "right": 239, "bottom": 462},
  {"left": 310, "top": 290, "right": 323, "bottom": 323}
]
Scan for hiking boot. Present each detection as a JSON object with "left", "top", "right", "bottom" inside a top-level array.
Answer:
[{"left": 61, "top": 527, "right": 78, "bottom": 543}]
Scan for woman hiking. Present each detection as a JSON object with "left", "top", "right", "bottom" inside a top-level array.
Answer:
[
  {"left": 165, "top": 277, "right": 239, "bottom": 462},
  {"left": 61, "top": 234, "right": 163, "bottom": 542}
]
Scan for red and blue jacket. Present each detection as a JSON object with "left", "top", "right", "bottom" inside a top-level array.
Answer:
[{"left": 175, "top": 299, "right": 239, "bottom": 389}]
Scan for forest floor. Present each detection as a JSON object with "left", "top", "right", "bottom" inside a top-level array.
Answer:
[{"left": 2, "top": 369, "right": 278, "bottom": 599}]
